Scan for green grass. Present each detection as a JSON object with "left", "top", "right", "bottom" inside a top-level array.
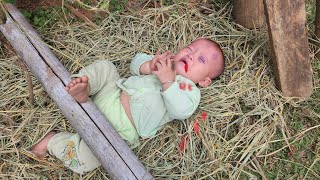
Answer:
[
  {"left": 20, "top": 7, "right": 61, "bottom": 30},
  {"left": 4, "top": 0, "right": 16, "bottom": 4},
  {"left": 262, "top": 0, "right": 320, "bottom": 178},
  {"left": 262, "top": 102, "right": 320, "bottom": 179}
]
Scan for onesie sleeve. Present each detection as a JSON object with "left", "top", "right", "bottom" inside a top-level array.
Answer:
[
  {"left": 130, "top": 53, "right": 154, "bottom": 76},
  {"left": 161, "top": 79, "right": 200, "bottom": 120}
]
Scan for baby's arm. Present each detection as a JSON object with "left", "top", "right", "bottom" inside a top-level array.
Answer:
[
  {"left": 150, "top": 52, "right": 176, "bottom": 91},
  {"left": 130, "top": 53, "right": 154, "bottom": 76},
  {"left": 161, "top": 79, "right": 201, "bottom": 119},
  {"left": 139, "top": 61, "right": 152, "bottom": 75},
  {"left": 140, "top": 50, "right": 173, "bottom": 75},
  {"left": 130, "top": 51, "right": 174, "bottom": 76}
]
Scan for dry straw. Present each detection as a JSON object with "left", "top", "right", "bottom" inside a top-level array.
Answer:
[{"left": 1, "top": 2, "right": 319, "bottom": 179}]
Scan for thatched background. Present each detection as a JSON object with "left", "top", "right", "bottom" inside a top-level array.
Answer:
[{"left": 1, "top": 2, "right": 320, "bottom": 179}]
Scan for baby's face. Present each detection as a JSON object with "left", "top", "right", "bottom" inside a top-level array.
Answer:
[{"left": 173, "top": 39, "right": 221, "bottom": 84}]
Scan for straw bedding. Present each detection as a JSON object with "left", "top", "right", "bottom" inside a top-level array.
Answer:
[{"left": 1, "top": 2, "right": 319, "bottom": 179}]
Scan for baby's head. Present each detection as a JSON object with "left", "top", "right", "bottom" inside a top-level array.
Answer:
[{"left": 173, "top": 38, "right": 225, "bottom": 87}]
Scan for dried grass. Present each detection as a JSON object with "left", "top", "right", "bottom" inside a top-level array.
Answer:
[{"left": 1, "top": 2, "right": 319, "bottom": 179}]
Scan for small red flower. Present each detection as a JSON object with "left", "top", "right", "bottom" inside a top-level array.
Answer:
[
  {"left": 179, "top": 82, "right": 186, "bottom": 90},
  {"left": 193, "top": 119, "right": 200, "bottom": 136},
  {"left": 178, "top": 135, "right": 189, "bottom": 155},
  {"left": 187, "top": 84, "right": 192, "bottom": 91},
  {"left": 200, "top": 112, "right": 207, "bottom": 121},
  {"left": 184, "top": 63, "right": 188, "bottom": 73}
]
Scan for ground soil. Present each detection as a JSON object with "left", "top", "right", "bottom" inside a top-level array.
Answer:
[
  {"left": 13, "top": 0, "right": 146, "bottom": 21},
  {"left": 14, "top": 0, "right": 150, "bottom": 11},
  {"left": 15, "top": 0, "right": 62, "bottom": 10}
]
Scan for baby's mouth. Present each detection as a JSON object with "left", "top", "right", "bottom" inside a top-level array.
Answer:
[{"left": 182, "top": 59, "right": 188, "bottom": 73}]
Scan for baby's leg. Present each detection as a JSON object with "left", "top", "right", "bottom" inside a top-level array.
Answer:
[
  {"left": 46, "top": 132, "right": 101, "bottom": 174},
  {"left": 32, "top": 132, "right": 101, "bottom": 174},
  {"left": 65, "top": 75, "right": 89, "bottom": 103},
  {"left": 31, "top": 131, "right": 56, "bottom": 158}
]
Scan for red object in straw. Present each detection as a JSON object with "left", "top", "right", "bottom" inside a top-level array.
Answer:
[
  {"left": 178, "top": 135, "right": 189, "bottom": 154},
  {"left": 200, "top": 112, "right": 207, "bottom": 121},
  {"left": 193, "top": 119, "right": 200, "bottom": 136}
]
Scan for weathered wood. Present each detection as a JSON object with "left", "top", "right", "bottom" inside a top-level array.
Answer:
[
  {"left": 232, "top": 0, "right": 265, "bottom": 29},
  {"left": 4, "top": 4, "right": 70, "bottom": 84},
  {"left": 263, "top": 0, "right": 313, "bottom": 97},
  {"left": 315, "top": 0, "right": 320, "bottom": 59},
  {"left": 1, "top": 4, "right": 153, "bottom": 180}
]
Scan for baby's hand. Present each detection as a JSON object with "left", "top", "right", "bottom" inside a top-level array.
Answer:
[
  {"left": 150, "top": 50, "right": 174, "bottom": 71},
  {"left": 151, "top": 53, "right": 176, "bottom": 85}
]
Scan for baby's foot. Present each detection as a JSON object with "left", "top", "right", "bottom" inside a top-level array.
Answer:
[
  {"left": 31, "top": 131, "right": 56, "bottom": 158},
  {"left": 65, "top": 75, "right": 89, "bottom": 103}
]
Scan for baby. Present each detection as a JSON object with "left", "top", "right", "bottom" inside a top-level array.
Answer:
[{"left": 31, "top": 38, "right": 225, "bottom": 174}]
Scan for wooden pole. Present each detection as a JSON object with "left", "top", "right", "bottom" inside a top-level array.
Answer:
[
  {"left": 232, "top": 0, "right": 265, "bottom": 29},
  {"left": 315, "top": 0, "right": 320, "bottom": 59},
  {"left": 263, "top": 0, "right": 313, "bottom": 97},
  {"left": 0, "top": 4, "right": 153, "bottom": 179}
]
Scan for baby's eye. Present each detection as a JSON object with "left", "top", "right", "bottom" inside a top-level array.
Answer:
[
  {"left": 199, "top": 57, "right": 205, "bottom": 64},
  {"left": 188, "top": 47, "right": 192, "bottom": 51}
]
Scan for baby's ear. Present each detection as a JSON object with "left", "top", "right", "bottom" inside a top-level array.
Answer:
[{"left": 198, "top": 77, "right": 212, "bottom": 87}]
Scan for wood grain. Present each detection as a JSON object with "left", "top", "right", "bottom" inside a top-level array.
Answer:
[
  {"left": 263, "top": 0, "right": 313, "bottom": 97},
  {"left": 232, "top": 0, "right": 265, "bottom": 29}
]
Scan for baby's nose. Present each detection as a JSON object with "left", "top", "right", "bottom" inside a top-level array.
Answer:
[{"left": 188, "top": 55, "right": 193, "bottom": 61}]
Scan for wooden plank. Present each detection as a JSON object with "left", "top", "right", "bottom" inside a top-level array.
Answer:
[
  {"left": 1, "top": 5, "right": 153, "bottom": 180},
  {"left": 4, "top": 4, "right": 70, "bottom": 84},
  {"left": 232, "top": 0, "right": 265, "bottom": 29},
  {"left": 263, "top": 0, "right": 313, "bottom": 97}
]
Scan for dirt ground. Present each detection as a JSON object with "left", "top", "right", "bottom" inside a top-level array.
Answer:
[
  {"left": 14, "top": 0, "right": 205, "bottom": 11},
  {"left": 15, "top": 0, "right": 63, "bottom": 10},
  {"left": 15, "top": 0, "right": 151, "bottom": 10},
  {"left": 13, "top": 0, "right": 156, "bottom": 21}
]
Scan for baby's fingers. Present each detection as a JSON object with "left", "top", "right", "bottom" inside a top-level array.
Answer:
[
  {"left": 159, "top": 51, "right": 172, "bottom": 59},
  {"left": 150, "top": 57, "right": 160, "bottom": 71},
  {"left": 155, "top": 49, "right": 161, "bottom": 56},
  {"left": 166, "top": 57, "right": 173, "bottom": 69},
  {"left": 155, "top": 61, "right": 163, "bottom": 70}
]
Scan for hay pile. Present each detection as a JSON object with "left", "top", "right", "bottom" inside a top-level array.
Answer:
[{"left": 1, "top": 2, "right": 319, "bottom": 179}]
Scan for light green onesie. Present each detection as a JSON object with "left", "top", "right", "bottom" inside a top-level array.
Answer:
[{"left": 47, "top": 53, "right": 201, "bottom": 174}]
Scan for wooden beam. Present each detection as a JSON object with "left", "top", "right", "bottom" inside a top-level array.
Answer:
[
  {"left": 263, "top": 0, "right": 313, "bottom": 97},
  {"left": 0, "top": 4, "right": 153, "bottom": 179},
  {"left": 232, "top": 0, "right": 265, "bottom": 29}
]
